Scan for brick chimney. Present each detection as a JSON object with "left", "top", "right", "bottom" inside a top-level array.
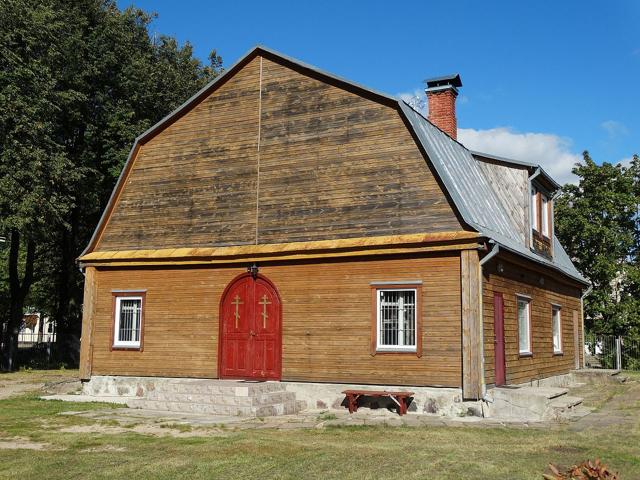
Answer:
[{"left": 425, "top": 73, "right": 462, "bottom": 140}]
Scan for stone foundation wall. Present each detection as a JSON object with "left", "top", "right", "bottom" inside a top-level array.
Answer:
[{"left": 83, "top": 375, "right": 482, "bottom": 418}]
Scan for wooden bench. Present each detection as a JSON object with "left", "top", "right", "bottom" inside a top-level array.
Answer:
[{"left": 342, "top": 389, "right": 414, "bottom": 416}]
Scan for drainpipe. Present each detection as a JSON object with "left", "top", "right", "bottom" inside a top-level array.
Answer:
[
  {"left": 480, "top": 243, "right": 500, "bottom": 267},
  {"left": 478, "top": 242, "right": 499, "bottom": 411},
  {"left": 580, "top": 285, "right": 593, "bottom": 369}
]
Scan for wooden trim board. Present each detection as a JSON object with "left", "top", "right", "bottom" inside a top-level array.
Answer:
[{"left": 79, "top": 231, "right": 480, "bottom": 267}]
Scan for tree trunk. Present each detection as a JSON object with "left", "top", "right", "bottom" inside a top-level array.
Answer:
[
  {"left": 54, "top": 206, "right": 82, "bottom": 366},
  {"left": 1, "top": 230, "right": 35, "bottom": 371}
]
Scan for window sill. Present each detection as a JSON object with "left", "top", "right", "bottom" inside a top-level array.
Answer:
[
  {"left": 553, "top": 351, "right": 564, "bottom": 356},
  {"left": 376, "top": 348, "right": 417, "bottom": 354},
  {"left": 519, "top": 352, "right": 533, "bottom": 358},
  {"left": 112, "top": 345, "right": 142, "bottom": 351}
]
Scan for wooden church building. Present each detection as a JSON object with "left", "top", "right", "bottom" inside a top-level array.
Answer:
[{"left": 78, "top": 46, "right": 589, "bottom": 401}]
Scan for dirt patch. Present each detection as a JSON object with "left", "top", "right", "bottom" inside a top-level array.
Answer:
[
  {"left": 0, "top": 371, "right": 79, "bottom": 400},
  {"left": 80, "top": 445, "right": 127, "bottom": 453},
  {"left": 0, "top": 382, "right": 40, "bottom": 400},
  {"left": 43, "top": 379, "right": 82, "bottom": 395},
  {"left": 0, "top": 436, "right": 59, "bottom": 450},
  {"left": 58, "top": 423, "right": 225, "bottom": 438},
  {"left": 569, "top": 377, "right": 640, "bottom": 432},
  {"left": 59, "top": 424, "right": 129, "bottom": 435},
  {"left": 547, "top": 445, "right": 586, "bottom": 455}
]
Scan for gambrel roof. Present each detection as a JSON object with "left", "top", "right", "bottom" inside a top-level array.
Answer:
[
  {"left": 81, "top": 45, "right": 587, "bottom": 286},
  {"left": 399, "top": 104, "right": 587, "bottom": 285}
]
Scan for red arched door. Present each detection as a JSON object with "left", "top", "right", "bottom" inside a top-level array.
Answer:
[{"left": 218, "top": 273, "right": 282, "bottom": 380}]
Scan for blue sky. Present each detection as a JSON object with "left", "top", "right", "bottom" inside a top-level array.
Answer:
[{"left": 119, "top": 0, "right": 638, "bottom": 183}]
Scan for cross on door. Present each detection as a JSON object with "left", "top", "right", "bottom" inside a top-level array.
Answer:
[
  {"left": 259, "top": 294, "right": 271, "bottom": 329},
  {"left": 232, "top": 294, "right": 243, "bottom": 329}
]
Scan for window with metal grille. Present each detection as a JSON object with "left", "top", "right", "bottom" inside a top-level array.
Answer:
[
  {"left": 114, "top": 296, "right": 142, "bottom": 348},
  {"left": 376, "top": 289, "right": 416, "bottom": 351}
]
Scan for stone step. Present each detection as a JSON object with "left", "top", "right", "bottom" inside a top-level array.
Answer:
[
  {"left": 488, "top": 386, "right": 573, "bottom": 420},
  {"left": 544, "top": 396, "right": 585, "bottom": 421},
  {"left": 156, "top": 381, "right": 284, "bottom": 396},
  {"left": 548, "top": 395, "right": 583, "bottom": 410},
  {"left": 83, "top": 376, "right": 285, "bottom": 398},
  {"left": 254, "top": 402, "right": 300, "bottom": 417},
  {"left": 83, "top": 377, "right": 303, "bottom": 417},
  {"left": 145, "top": 392, "right": 254, "bottom": 406},
  {"left": 572, "top": 370, "right": 626, "bottom": 385},
  {"left": 562, "top": 405, "right": 593, "bottom": 420},
  {"left": 126, "top": 399, "right": 251, "bottom": 416},
  {"left": 144, "top": 389, "right": 297, "bottom": 408},
  {"left": 252, "top": 390, "right": 297, "bottom": 406},
  {"left": 493, "top": 386, "right": 568, "bottom": 401},
  {"left": 126, "top": 398, "right": 301, "bottom": 417}
]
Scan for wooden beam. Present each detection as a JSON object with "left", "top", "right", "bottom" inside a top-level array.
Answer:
[
  {"left": 79, "top": 243, "right": 480, "bottom": 268},
  {"left": 78, "top": 266, "right": 97, "bottom": 380},
  {"left": 461, "top": 249, "right": 483, "bottom": 400},
  {"left": 79, "top": 231, "right": 480, "bottom": 266}
]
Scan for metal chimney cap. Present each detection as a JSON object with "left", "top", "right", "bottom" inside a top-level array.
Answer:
[{"left": 424, "top": 73, "right": 462, "bottom": 89}]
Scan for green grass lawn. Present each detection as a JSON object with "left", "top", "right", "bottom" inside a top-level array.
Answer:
[{"left": 0, "top": 371, "right": 639, "bottom": 479}]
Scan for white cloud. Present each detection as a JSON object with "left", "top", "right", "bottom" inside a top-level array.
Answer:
[
  {"left": 619, "top": 156, "right": 634, "bottom": 168},
  {"left": 601, "top": 120, "right": 629, "bottom": 138},
  {"left": 397, "top": 89, "right": 426, "bottom": 115},
  {"left": 457, "top": 127, "right": 582, "bottom": 185}
]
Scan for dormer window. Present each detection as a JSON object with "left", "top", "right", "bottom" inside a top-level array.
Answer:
[
  {"left": 530, "top": 186, "right": 552, "bottom": 238},
  {"left": 530, "top": 184, "right": 553, "bottom": 257},
  {"left": 540, "top": 193, "right": 550, "bottom": 238},
  {"left": 531, "top": 187, "right": 539, "bottom": 232}
]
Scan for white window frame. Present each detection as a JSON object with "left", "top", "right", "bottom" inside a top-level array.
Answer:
[
  {"left": 530, "top": 186, "right": 539, "bottom": 232},
  {"left": 552, "top": 305, "right": 562, "bottom": 354},
  {"left": 541, "top": 193, "right": 550, "bottom": 238},
  {"left": 113, "top": 296, "right": 143, "bottom": 348},
  {"left": 517, "top": 295, "right": 532, "bottom": 355},
  {"left": 376, "top": 288, "right": 417, "bottom": 352}
]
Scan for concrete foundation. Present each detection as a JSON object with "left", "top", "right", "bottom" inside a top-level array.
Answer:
[
  {"left": 281, "top": 381, "right": 477, "bottom": 417},
  {"left": 78, "top": 371, "right": 608, "bottom": 420},
  {"left": 82, "top": 376, "right": 480, "bottom": 418}
]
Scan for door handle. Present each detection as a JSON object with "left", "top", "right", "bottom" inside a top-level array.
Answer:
[{"left": 250, "top": 331, "right": 256, "bottom": 337}]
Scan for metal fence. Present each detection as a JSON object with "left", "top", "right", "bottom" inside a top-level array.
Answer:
[
  {"left": 18, "top": 332, "right": 57, "bottom": 348},
  {"left": 584, "top": 334, "right": 640, "bottom": 371}
]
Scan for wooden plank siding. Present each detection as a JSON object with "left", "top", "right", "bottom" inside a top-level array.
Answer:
[
  {"left": 94, "top": 54, "right": 463, "bottom": 252},
  {"left": 473, "top": 156, "right": 529, "bottom": 246},
  {"left": 482, "top": 257, "right": 583, "bottom": 386},
  {"left": 89, "top": 252, "right": 463, "bottom": 387}
]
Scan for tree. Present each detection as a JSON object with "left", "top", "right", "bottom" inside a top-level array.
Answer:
[
  {"left": 0, "top": 0, "right": 77, "bottom": 370},
  {"left": 0, "top": 0, "right": 222, "bottom": 369},
  {"left": 555, "top": 151, "right": 640, "bottom": 336}
]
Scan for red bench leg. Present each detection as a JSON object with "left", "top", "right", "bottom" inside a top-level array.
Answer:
[
  {"left": 397, "top": 396, "right": 408, "bottom": 416},
  {"left": 347, "top": 394, "right": 359, "bottom": 413}
]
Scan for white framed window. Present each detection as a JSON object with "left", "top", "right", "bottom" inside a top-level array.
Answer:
[
  {"left": 541, "top": 193, "right": 550, "bottom": 238},
  {"left": 530, "top": 187, "right": 539, "bottom": 232},
  {"left": 552, "top": 305, "right": 562, "bottom": 353},
  {"left": 376, "top": 289, "right": 417, "bottom": 352},
  {"left": 113, "top": 296, "right": 143, "bottom": 348},
  {"left": 517, "top": 296, "right": 532, "bottom": 355}
]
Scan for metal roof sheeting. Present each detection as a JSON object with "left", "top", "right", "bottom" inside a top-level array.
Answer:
[{"left": 399, "top": 101, "right": 588, "bottom": 285}]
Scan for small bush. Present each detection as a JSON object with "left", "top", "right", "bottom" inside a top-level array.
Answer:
[
  {"left": 317, "top": 411, "right": 337, "bottom": 421},
  {"left": 544, "top": 459, "right": 619, "bottom": 479}
]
